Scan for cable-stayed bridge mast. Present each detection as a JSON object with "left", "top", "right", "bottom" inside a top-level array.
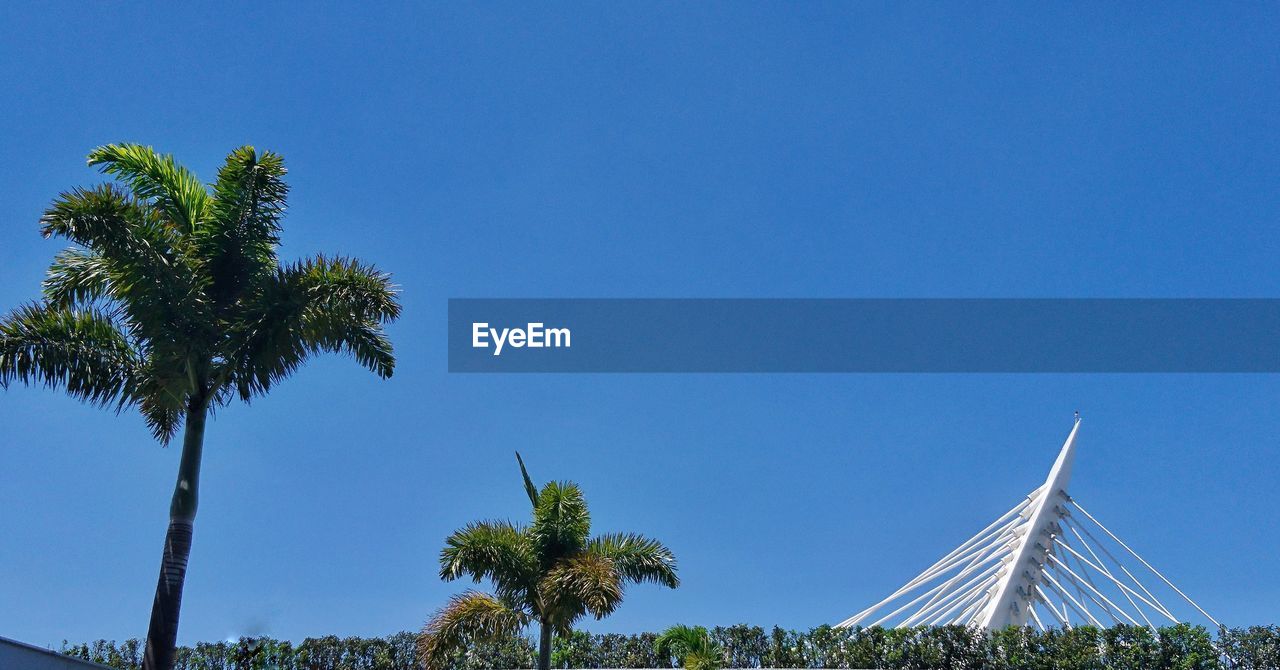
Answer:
[{"left": 836, "top": 419, "right": 1219, "bottom": 631}]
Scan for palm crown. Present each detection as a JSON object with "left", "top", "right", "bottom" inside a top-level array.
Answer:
[
  {"left": 420, "top": 454, "right": 679, "bottom": 670},
  {"left": 0, "top": 144, "right": 399, "bottom": 440}
]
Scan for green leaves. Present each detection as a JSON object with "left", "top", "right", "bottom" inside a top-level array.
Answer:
[
  {"left": 5, "top": 143, "right": 402, "bottom": 444},
  {"left": 63, "top": 624, "right": 1271, "bottom": 670},
  {"left": 417, "top": 591, "right": 530, "bottom": 670},
  {"left": 132, "top": 361, "right": 194, "bottom": 443},
  {"left": 202, "top": 146, "right": 288, "bottom": 309},
  {"left": 39, "top": 184, "right": 206, "bottom": 350},
  {"left": 208, "top": 147, "right": 287, "bottom": 244},
  {"left": 87, "top": 143, "right": 209, "bottom": 233},
  {"left": 439, "top": 520, "right": 537, "bottom": 602},
  {"left": 655, "top": 625, "right": 726, "bottom": 670},
  {"left": 41, "top": 184, "right": 157, "bottom": 249},
  {"left": 43, "top": 248, "right": 113, "bottom": 308},
  {"left": 422, "top": 455, "right": 680, "bottom": 666},
  {"left": 224, "top": 255, "right": 399, "bottom": 401},
  {"left": 531, "top": 481, "right": 592, "bottom": 563},
  {"left": 587, "top": 532, "right": 680, "bottom": 589},
  {"left": 542, "top": 552, "right": 623, "bottom": 621},
  {"left": 288, "top": 255, "right": 401, "bottom": 324},
  {"left": 10, "top": 143, "right": 401, "bottom": 670},
  {"left": 517, "top": 451, "right": 540, "bottom": 507},
  {"left": 0, "top": 302, "right": 137, "bottom": 408}
]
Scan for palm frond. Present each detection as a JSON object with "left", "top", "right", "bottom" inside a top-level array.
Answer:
[
  {"left": 201, "top": 146, "right": 288, "bottom": 308},
  {"left": 531, "top": 481, "right": 592, "bottom": 563},
  {"left": 516, "top": 452, "right": 540, "bottom": 507},
  {"left": 417, "top": 591, "right": 529, "bottom": 670},
  {"left": 654, "top": 624, "right": 704, "bottom": 657},
  {"left": 131, "top": 361, "right": 194, "bottom": 443},
  {"left": 542, "top": 552, "right": 623, "bottom": 622},
  {"left": 0, "top": 302, "right": 138, "bottom": 408},
  {"left": 440, "top": 520, "right": 537, "bottom": 600},
  {"left": 42, "top": 247, "right": 113, "bottom": 308},
  {"left": 304, "top": 314, "right": 395, "bottom": 375},
  {"left": 39, "top": 185, "right": 206, "bottom": 347},
  {"left": 586, "top": 532, "right": 680, "bottom": 589},
  {"left": 289, "top": 255, "right": 400, "bottom": 323},
  {"left": 222, "top": 255, "right": 400, "bottom": 400},
  {"left": 41, "top": 184, "right": 155, "bottom": 248},
  {"left": 655, "top": 625, "right": 724, "bottom": 670},
  {"left": 87, "top": 143, "right": 209, "bottom": 232}
]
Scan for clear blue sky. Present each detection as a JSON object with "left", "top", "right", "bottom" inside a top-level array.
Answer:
[{"left": 1, "top": 2, "right": 1277, "bottom": 647}]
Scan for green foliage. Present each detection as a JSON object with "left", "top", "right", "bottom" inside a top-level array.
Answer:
[
  {"left": 11, "top": 143, "right": 402, "bottom": 669},
  {"left": 552, "top": 630, "right": 667, "bottom": 668},
  {"left": 710, "top": 625, "right": 767, "bottom": 668},
  {"left": 553, "top": 630, "right": 666, "bottom": 668},
  {"left": 1217, "top": 626, "right": 1280, "bottom": 669},
  {"left": 2, "top": 143, "right": 401, "bottom": 442},
  {"left": 62, "top": 634, "right": 419, "bottom": 670},
  {"left": 419, "top": 455, "right": 679, "bottom": 669},
  {"left": 429, "top": 635, "right": 536, "bottom": 670},
  {"left": 1100, "top": 624, "right": 1160, "bottom": 670},
  {"left": 655, "top": 625, "right": 725, "bottom": 670},
  {"left": 61, "top": 626, "right": 1280, "bottom": 670},
  {"left": 0, "top": 303, "right": 138, "bottom": 406},
  {"left": 1158, "top": 623, "right": 1219, "bottom": 670}
]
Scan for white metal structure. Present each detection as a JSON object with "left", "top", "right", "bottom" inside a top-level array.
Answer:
[{"left": 836, "top": 419, "right": 1219, "bottom": 631}]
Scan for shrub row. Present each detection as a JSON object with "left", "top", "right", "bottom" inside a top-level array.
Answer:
[{"left": 63, "top": 624, "right": 1280, "bottom": 670}]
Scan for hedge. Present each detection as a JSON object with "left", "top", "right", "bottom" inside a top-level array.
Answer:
[{"left": 62, "top": 624, "right": 1280, "bottom": 669}]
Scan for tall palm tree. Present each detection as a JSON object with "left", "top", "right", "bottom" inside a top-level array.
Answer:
[
  {"left": 0, "top": 144, "right": 400, "bottom": 670},
  {"left": 419, "top": 454, "right": 679, "bottom": 670}
]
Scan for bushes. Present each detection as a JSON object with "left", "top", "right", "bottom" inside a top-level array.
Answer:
[
  {"left": 1217, "top": 626, "right": 1280, "bottom": 670},
  {"left": 62, "top": 634, "right": 420, "bottom": 670},
  {"left": 553, "top": 631, "right": 662, "bottom": 668},
  {"left": 63, "top": 624, "right": 1280, "bottom": 669}
]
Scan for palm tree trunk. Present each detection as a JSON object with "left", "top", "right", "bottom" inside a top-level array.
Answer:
[
  {"left": 538, "top": 621, "right": 553, "bottom": 670},
  {"left": 142, "top": 396, "right": 208, "bottom": 670}
]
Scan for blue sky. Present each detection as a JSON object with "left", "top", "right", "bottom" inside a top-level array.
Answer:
[{"left": 1, "top": 2, "right": 1278, "bottom": 647}]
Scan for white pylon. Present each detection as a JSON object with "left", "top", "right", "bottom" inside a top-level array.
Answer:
[
  {"left": 977, "top": 418, "right": 1080, "bottom": 628},
  {"left": 836, "top": 418, "right": 1219, "bottom": 631}
]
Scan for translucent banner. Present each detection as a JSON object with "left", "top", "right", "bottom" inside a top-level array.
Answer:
[{"left": 447, "top": 299, "right": 1280, "bottom": 373}]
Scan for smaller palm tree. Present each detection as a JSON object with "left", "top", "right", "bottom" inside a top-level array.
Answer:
[
  {"left": 418, "top": 454, "right": 679, "bottom": 670},
  {"left": 655, "top": 625, "right": 726, "bottom": 670}
]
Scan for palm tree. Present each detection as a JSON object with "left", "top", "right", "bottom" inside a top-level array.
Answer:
[
  {"left": 418, "top": 454, "right": 679, "bottom": 670},
  {"left": 655, "top": 625, "right": 726, "bottom": 670},
  {"left": 0, "top": 144, "right": 400, "bottom": 670}
]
